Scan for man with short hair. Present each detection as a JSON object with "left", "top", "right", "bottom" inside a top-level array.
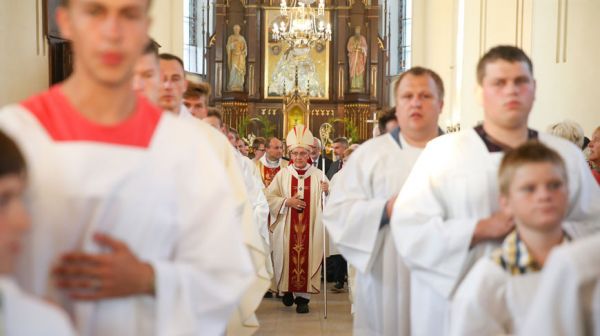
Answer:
[
  {"left": 256, "top": 137, "right": 288, "bottom": 188},
  {"left": 237, "top": 138, "right": 249, "bottom": 157},
  {"left": 326, "top": 137, "right": 349, "bottom": 179},
  {"left": 266, "top": 125, "right": 329, "bottom": 314},
  {"left": 390, "top": 45, "right": 600, "bottom": 335},
  {"left": 378, "top": 108, "right": 398, "bottom": 135},
  {"left": 183, "top": 82, "right": 211, "bottom": 119},
  {"left": 310, "top": 137, "right": 332, "bottom": 172},
  {"left": 0, "top": 0, "right": 254, "bottom": 335},
  {"left": 132, "top": 40, "right": 160, "bottom": 104},
  {"left": 144, "top": 69, "right": 271, "bottom": 335},
  {"left": 158, "top": 53, "right": 192, "bottom": 118},
  {"left": 324, "top": 66, "right": 444, "bottom": 335},
  {"left": 252, "top": 137, "right": 267, "bottom": 162}
]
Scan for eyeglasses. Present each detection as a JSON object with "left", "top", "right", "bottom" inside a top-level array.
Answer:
[{"left": 256, "top": 148, "right": 265, "bottom": 152}]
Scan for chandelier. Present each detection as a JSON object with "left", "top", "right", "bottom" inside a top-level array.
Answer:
[{"left": 271, "top": 0, "right": 332, "bottom": 50}]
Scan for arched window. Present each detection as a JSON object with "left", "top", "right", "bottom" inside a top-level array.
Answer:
[
  {"left": 183, "top": 0, "right": 215, "bottom": 74},
  {"left": 383, "top": 0, "right": 412, "bottom": 75}
]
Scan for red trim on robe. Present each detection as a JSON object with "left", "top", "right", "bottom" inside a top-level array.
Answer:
[
  {"left": 288, "top": 173, "right": 311, "bottom": 292},
  {"left": 21, "top": 85, "right": 162, "bottom": 148},
  {"left": 262, "top": 165, "right": 281, "bottom": 187},
  {"left": 593, "top": 169, "right": 600, "bottom": 185}
]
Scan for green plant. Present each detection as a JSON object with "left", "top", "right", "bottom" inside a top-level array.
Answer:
[
  {"left": 327, "top": 117, "right": 359, "bottom": 143},
  {"left": 245, "top": 115, "right": 276, "bottom": 138}
]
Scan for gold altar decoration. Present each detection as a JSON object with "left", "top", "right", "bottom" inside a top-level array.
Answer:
[
  {"left": 264, "top": 9, "right": 330, "bottom": 100},
  {"left": 282, "top": 67, "right": 311, "bottom": 138}
]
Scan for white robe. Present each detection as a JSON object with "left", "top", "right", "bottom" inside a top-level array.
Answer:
[
  {"left": 390, "top": 129, "right": 600, "bottom": 335},
  {"left": 323, "top": 132, "right": 421, "bottom": 336},
  {"left": 0, "top": 104, "right": 255, "bottom": 336},
  {"left": 449, "top": 258, "right": 540, "bottom": 335},
  {"left": 266, "top": 165, "right": 327, "bottom": 294},
  {"left": 236, "top": 152, "right": 270, "bottom": 246},
  {"left": 178, "top": 113, "right": 271, "bottom": 336},
  {"left": 225, "top": 150, "right": 271, "bottom": 336},
  {"left": 0, "top": 276, "right": 75, "bottom": 336},
  {"left": 520, "top": 233, "right": 600, "bottom": 336}
]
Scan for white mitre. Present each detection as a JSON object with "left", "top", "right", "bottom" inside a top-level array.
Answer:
[{"left": 286, "top": 124, "right": 314, "bottom": 151}]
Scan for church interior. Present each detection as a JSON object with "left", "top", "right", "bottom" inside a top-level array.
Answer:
[
  {"left": 2, "top": 0, "right": 599, "bottom": 145},
  {"left": 0, "top": 0, "right": 599, "bottom": 336}
]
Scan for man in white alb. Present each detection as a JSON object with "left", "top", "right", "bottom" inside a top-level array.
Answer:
[
  {"left": 390, "top": 45, "right": 600, "bottom": 335},
  {"left": 140, "top": 51, "right": 271, "bottom": 335},
  {"left": 323, "top": 67, "right": 444, "bottom": 336},
  {"left": 0, "top": 0, "right": 254, "bottom": 334}
]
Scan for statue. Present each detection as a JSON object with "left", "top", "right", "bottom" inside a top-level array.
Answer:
[
  {"left": 227, "top": 24, "right": 247, "bottom": 91},
  {"left": 268, "top": 46, "right": 324, "bottom": 97},
  {"left": 347, "top": 26, "right": 368, "bottom": 92}
]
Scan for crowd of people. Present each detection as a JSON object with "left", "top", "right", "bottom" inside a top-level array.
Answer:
[{"left": 1, "top": 0, "right": 600, "bottom": 335}]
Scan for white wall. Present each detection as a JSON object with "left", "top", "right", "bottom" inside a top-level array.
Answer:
[
  {"left": 149, "top": 0, "right": 184, "bottom": 58},
  {"left": 403, "top": 0, "right": 600, "bottom": 136},
  {"left": 411, "top": 0, "right": 456, "bottom": 128},
  {"left": 0, "top": 0, "right": 184, "bottom": 106},
  {"left": 0, "top": 0, "right": 49, "bottom": 105},
  {"left": 528, "top": 0, "right": 600, "bottom": 136}
]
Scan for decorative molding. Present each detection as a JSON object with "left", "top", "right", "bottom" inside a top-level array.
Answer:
[
  {"left": 515, "top": 0, "right": 525, "bottom": 48},
  {"left": 563, "top": 0, "right": 568, "bottom": 62},
  {"left": 249, "top": 64, "right": 255, "bottom": 96},
  {"left": 216, "top": 63, "right": 223, "bottom": 97},
  {"left": 479, "top": 0, "right": 488, "bottom": 56},
  {"left": 36, "top": 0, "right": 40, "bottom": 55},
  {"left": 556, "top": 0, "right": 561, "bottom": 63},
  {"left": 555, "top": 0, "right": 568, "bottom": 63},
  {"left": 338, "top": 66, "right": 345, "bottom": 98},
  {"left": 371, "top": 66, "right": 377, "bottom": 98},
  {"left": 259, "top": 108, "right": 279, "bottom": 116},
  {"left": 310, "top": 109, "right": 335, "bottom": 116}
]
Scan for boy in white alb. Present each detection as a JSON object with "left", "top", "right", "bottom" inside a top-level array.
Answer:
[
  {"left": 451, "top": 141, "right": 571, "bottom": 335},
  {"left": 0, "top": 130, "right": 75, "bottom": 336},
  {"left": 519, "top": 231, "right": 600, "bottom": 335}
]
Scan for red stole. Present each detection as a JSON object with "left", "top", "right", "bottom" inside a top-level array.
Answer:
[
  {"left": 288, "top": 168, "right": 311, "bottom": 292},
  {"left": 262, "top": 165, "right": 281, "bottom": 187}
]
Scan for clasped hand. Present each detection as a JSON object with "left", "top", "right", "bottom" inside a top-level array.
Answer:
[
  {"left": 52, "top": 233, "right": 154, "bottom": 300},
  {"left": 286, "top": 193, "right": 306, "bottom": 211}
]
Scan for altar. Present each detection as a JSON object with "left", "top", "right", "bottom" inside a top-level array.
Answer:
[{"left": 205, "top": 0, "right": 391, "bottom": 144}]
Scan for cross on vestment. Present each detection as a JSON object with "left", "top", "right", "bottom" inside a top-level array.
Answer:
[{"left": 366, "top": 112, "right": 377, "bottom": 129}]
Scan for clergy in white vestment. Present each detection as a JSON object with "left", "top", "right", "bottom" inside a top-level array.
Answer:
[
  {"left": 265, "top": 125, "right": 329, "bottom": 314},
  {"left": 390, "top": 45, "right": 600, "bottom": 335},
  {"left": 226, "top": 128, "right": 271, "bottom": 248},
  {"left": 222, "top": 127, "right": 271, "bottom": 336},
  {"left": 142, "top": 47, "right": 271, "bottom": 336},
  {"left": 188, "top": 112, "right": 271, "bottom": 336},
  {"left": 0, "top": 1, "right": 255, "bottom": 334},
  {"left": 520, "top": 232, "right": 600, "bottom": 336},
  {"left": 154, "top": 61, "right": 272, "bottom": 335},
  {"left": 323, "top": 67, "right": 445, "bottom": 336},
  {"left": 450, "top": 142, "right": 572, "bottom": 335},
  {"left": 256, "top": 137, "right": 289, "bottom": 188},
  {"left": 254, "top": 136, "right": 289, "bottom": 293},
  {"left": 0, "top": 130, "right": 75, "bottom": 336}
]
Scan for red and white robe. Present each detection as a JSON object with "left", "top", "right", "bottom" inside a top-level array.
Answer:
[
  {"left": 0, "top": 86, "right": 254, "bottom": 336},
  {"left": 256, "top": 155, "right": 288, "bottom": 188},
  {"left": 266, "top": 165, "right": 328, "bottom": 294}
]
